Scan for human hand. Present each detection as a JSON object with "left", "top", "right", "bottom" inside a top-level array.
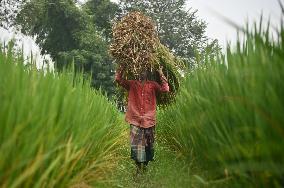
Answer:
[
  {"left": 157, "top": 65, "right": 163, "bottom": 75},
  {"left": 117, "top": 64, "right": 126, "bottom": 73}
]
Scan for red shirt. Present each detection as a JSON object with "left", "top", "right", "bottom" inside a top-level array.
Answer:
[{"left": 115, "top": 71, "right": 170, "bottom": 128}]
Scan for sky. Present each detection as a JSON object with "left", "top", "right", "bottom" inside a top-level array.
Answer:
[
  {"left": 0, "top": 27, "right": 50, "bottom": 68},
  {"left": 186, "top": 0, "right": 282, "bottom": 47},
  {"left": 0, "top": 0, "right": 282, "bottom": 63}
]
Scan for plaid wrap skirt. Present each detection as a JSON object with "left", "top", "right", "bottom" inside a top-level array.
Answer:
[{"left": 130, "top": 124, "right": 155, "bottom": 163}]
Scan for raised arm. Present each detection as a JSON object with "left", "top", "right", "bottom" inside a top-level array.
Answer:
[
  {"left": 154, "top": 66, "right": 170, "bottom": 93},
  {"left": 115, "top": 68, "right": 130, "bottom": 90}
]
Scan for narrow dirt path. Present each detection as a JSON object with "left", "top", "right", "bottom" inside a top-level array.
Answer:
[{"left": 102, "top": 142, "right": 201, "bottom": 188}]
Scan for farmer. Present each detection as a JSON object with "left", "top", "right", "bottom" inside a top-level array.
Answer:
[{"left": 115, "top": 66, "right": 170, "bottom": 173}]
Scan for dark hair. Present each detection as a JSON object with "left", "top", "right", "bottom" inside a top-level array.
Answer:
[{"left": 140, "top": 69, "right": 155, "bottom": 81}]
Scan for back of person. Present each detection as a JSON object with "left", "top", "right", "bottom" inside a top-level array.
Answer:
[
  {"left": 115, "top": 66, "right": 169, "bottom": 174},
  {"left": 126, "top": 80, "right": 160, "bottom": 128}
]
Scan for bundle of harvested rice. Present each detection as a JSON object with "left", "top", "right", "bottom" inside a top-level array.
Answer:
[
  {"left": 110, "top": 11, "right": 184, "bottom": 106},
  {"left": 109, "top": 11, "right": 159, "bottom": 78},
  {"left": 152, "top": 44, "right": 184, "bottom": 106}
]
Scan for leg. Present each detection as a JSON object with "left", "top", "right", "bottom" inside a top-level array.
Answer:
[
  {"left": 144, "top": 161, "right": 149, "bottom": 166},
  {"left": 142, "top": 161, "right": 149, "bottom": 172},
  {"left": 145, "top": 127, "right": 155, "bottom": 162},
  {"left": 135, "top": 161, "right": 143, "bottom": 174},
  {"left": 136, "top": 161, "right": 149, "bottom": 173}
]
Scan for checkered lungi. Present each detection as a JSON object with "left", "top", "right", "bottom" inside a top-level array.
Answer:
[{"left": 130, "top": 124, "right": 155, "bottom": 163}]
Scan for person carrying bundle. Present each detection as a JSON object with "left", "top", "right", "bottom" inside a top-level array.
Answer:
[
  {"left": 115, "top": 65, "right": 169, "bottom": 173},
  {"left": 110, "top": 11, "right": 180, "bottom": 175}
]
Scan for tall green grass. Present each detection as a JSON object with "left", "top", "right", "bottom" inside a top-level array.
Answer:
[
  {"left": 0, "top": 42, "right": 124, "bottom": 187},
  {"left": 158, "top": 19, "right": 284, "bottom": 187}
]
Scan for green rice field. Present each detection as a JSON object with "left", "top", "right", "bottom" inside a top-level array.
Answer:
[{"left": 0, "top": 17, "right": 283, "bottom": 188}]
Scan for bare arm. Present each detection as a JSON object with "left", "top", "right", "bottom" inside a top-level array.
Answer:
[
  {"left": 155, "top": 66, "right": 170, "bottom": 93},
  {"left": 115, "top": 67, "right": 130, "bottom": 90}
]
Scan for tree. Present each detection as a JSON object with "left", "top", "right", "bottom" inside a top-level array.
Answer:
[
  {"left": 83, "top": 0, "right": 120, "bottom": 42},
  {"left": 17, "top": 0, "right": 101, "bottom": 59},
  {"left": 0, "top": 0, "right": 26, "bottom": 29},
  {"left": 118, "top": 0, "right": 221, "bottom": 67},
  {"left": 16, "top": 0, "right": 116, "bottom": 96},
  {"left": 58, "top": 49, "right": 115, "bottom": 96}
]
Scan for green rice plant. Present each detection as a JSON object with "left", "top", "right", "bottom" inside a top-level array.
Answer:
[
  {"left": 0, "top": 41, "right": 125, "bottom": 188},
  {"left": 158, "top": 16, "right": 284, "bottom": 187},
  {"left": 153, "top": 44, "right": 185, "bottom": 107}
]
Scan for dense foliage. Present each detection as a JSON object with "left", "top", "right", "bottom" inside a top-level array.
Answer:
[{"left": 10, "top": 0, "right": 115, "bottom": 96}]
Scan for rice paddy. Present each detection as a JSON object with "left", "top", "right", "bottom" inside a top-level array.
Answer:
[
  {"left": 157, "top": 19, "right": 284, "bottom": 187},
  {"left": 0, "top": 12, "right": 284, "bottom": 188},
  {"left": 0, "top": 42, "right": 126, "bottom": 187}
]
